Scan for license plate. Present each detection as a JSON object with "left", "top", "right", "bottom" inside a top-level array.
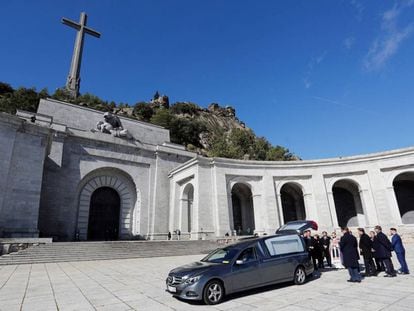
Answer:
[{"left": 167, "top": 285, "right": 176, "bottom": 293}]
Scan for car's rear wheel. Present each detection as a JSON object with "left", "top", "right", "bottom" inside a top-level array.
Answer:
[
  {"left": 294, "top": 266, "right": 306, "bottom": 285},
  {"left": 203, "top": 280, "right": 224, "bottom": 305}
]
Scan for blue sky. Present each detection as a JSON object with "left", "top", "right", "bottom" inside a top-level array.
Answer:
[{"left": 1, "top": 0, "right": 414, "bottom": 160}]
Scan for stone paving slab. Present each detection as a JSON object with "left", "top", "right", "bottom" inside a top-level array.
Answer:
[{"left": 0, "top": 247, "right": 413, "bottom": 310}]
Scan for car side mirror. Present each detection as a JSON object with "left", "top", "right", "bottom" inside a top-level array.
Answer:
[{"left": 235, "top": 260, "right": 244, "bottom": 265}]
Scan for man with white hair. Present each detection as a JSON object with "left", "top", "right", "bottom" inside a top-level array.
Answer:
[{"left": 390, "top": 228, "right": 409, "bottom": 275}]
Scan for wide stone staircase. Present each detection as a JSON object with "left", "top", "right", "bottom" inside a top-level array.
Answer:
[{"left": 0, "top": 240, "right": 220, "bottom": 265}]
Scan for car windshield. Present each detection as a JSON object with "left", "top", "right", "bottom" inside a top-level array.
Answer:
[{"left": 201, "top": 247, "right": 239, "bottom": 264}]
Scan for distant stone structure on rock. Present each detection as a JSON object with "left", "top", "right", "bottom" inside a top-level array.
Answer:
[
  {"left": 207, "top": 103, "right": 236, "bottom": 118},
  {"left": 150, "top": 94, "right": 170, "bottom": 109}
]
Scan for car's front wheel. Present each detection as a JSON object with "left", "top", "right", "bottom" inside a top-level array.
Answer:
[
  {"left": 203, "top": 280, "right": 224, "bottom": 305},
  {"left": 294, "top": 266, "right": 306, "bottom": 285}
]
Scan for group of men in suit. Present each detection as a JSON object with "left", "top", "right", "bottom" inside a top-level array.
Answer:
[
  {"left": 341, "top": 225, "right": 409, "bottom": 282},
  {"left": 304, "top": 225, "right": 410, "bottom": 283},
  {"left": 303, "top": 230, "right": 332, "bottom": 271}
]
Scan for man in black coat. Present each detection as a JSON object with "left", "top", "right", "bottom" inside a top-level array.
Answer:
[
  {"left": 320, "top": 231, "right": 332, "bottom": 267},
  {"left": 374, "top": 225, "right": 396, "bottom": 277},
  {"left": 313, "top": 234, "right": 324, "bottom": 268},
  {"left": 303, "top": 230, "right": 318, "bottom": 271},
  {"left": 371, "top": 231, "right": 385, "bottom": 272},
  {"left": 358, "top": 228, "right": 376, "bottom": 276},
  {"left": 340, "top": 227, "right": 362, "bottom": 282}
]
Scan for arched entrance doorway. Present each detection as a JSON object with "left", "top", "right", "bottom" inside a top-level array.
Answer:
[
  {"left": 280, "top": 183, "right": 306, "bottom": 223},
  {"left": 332, "top": 180, "right": 365, "bottom": 227},
  {"left": 87, "top": 187, "right": 121, "bottom": 241},
  {"left": 231, "top": 183, "right": 255, "bottom": 235},
  {"left": 181, "top": 184, "right": 194, "bottom": 233},
  {"left": 393, "top": 172, "right": 414, "bottom": 224}
]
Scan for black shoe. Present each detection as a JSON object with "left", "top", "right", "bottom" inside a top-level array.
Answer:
[
  {"left": 401, "top": 272, "right": 410, "bottom": 275},
  {"left": 384, "top": 274, "right": 397, "bottom": 277}
]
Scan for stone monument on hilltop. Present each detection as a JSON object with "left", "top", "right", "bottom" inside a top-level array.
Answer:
[{"left": 62, "top": 12, "right": 101, "bottom": 98}]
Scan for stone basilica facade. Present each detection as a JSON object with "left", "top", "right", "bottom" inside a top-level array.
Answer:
[{"left": 1, "top": 98, "right": 414, "bottom": 241}]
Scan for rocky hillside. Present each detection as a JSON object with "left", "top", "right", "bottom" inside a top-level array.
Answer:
[{"left": 0, "top": 82, "right": 297, "bottom": 161}]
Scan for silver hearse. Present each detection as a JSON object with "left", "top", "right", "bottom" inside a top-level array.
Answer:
[{"left": 166, "top": 221, "right": 315, "bottom": 305}]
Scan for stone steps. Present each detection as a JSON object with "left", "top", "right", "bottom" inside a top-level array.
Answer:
[{"left": 0, "top": 240, "right": 219, "bottom": 265}]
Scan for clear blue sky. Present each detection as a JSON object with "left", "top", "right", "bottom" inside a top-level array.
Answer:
[{"left": 1, "top": 0, "right": 414, "bottom": 160}]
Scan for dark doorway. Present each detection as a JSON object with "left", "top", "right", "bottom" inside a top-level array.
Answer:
[
  {"left": 231, "top": 183, "right": 255, "bottom": 235},
  {"left": 332, "top": 180, "right": 365, "bottom": 227},
  {"left": 280, "top": 183, "right": 306, "bottom": 223},
  {"left": 393, "top": 172, "right": 414, "bottom": 224},
  {"left": 88, "top": 187, "right": 121, "bottom": 241}
]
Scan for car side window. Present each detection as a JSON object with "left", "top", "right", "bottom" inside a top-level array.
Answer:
[
  {"left": 236, "top": 247, "right": 257, "bottom": 263},
  {"left": 264, "top": 235, "right": 305, "bottom": 256}
]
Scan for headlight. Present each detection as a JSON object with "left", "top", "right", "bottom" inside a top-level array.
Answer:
[{"left": 184, "top": 275, "right": 202, "bottom": 284}]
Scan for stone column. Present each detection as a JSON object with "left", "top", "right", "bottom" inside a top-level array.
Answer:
[
  {"left": 252, "top": 194, "right": 265, "bottom": 234},
  {"left": 326, "top": 190, "right": 339, "bottom": 228},
  {"left": 213, "top": 170, "right": 232, "bottom": 236},
  {"left": 386, "top": 186, "right": 403, "bottom": 225},
  {"left": 262, "top": 174, "right": 279, "bottom": 232},
  {"left": 303, "top": 192, "right": 317, "bottom": 221},
  {"left": 359, "top": 188, "right": 379, "bottom": 226},
  {"left": 275, "top": 193, "right": 285, "bottom": 226}
]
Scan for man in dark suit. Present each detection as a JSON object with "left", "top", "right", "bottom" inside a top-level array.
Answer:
[
  {"left": 313, "top": 234, "right": 324, "bottom": 268},
  {"left": 390, "top": 228, "right": 409, "bottom": 274},
  {"left": 303, "top": 230, "right": 318, "bottom": 271},
  {"left": 358, "top": 228, "right": 376, "bottom": 276},
  {"left": 374, "top": 225, "right": 396, "bottom": 277},
  {"left": 320, "top": 231, "right": 332, "bottom": 267},
  {"left": 340, "top": 227, "right": 362, "bottom": 282}
]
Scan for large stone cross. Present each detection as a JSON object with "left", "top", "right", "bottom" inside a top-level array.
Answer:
[{"left": 62, "top": 12, "right": 101, "bottom": 98}]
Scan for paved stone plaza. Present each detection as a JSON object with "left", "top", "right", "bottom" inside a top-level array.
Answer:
[{"left": 0, "top": 246, "right": 413, "bottom": 311}]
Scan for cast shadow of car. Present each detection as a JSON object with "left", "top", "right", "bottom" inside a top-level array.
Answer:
[{"left": 175, "top": 272, "right": 326, "bottom": 305}]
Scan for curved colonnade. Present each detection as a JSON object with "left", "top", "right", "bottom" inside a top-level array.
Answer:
[{"left": 169, "top": 146, "right": 414, "bottom": 239}]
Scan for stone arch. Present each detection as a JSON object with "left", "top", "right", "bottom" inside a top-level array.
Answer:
[
  {"left": 76, "top": 168, "right": 138, "bottom": 241},
  {"left": 393, "top": 172, "right": 414, "bottom": 224},
  {"left": 227, "top": 176, "right": 255, "bottom": 194},
  {"left": 332, "top": 179, "right": 366, "bottom": 227},
  {"left": 181, "top": 183, "right": 194, "bottom": 233},
  {"left": 231, "top": 182, "right": 255, "bottom": 235},
  {"left": 280, "top": 182, "right": 306, "bottom": 223}
]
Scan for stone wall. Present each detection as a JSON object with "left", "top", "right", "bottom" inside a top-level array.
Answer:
[
  {"left": 0, "top": 113, "right": 51, "bottom": 238},
  {"left": 169, "top": 147, "right": 414, "bottom": 238},
  {"left": 37, "top": 98, "right": 170, "bottom": 145},
  {"left": 148, "top": 147, "right": 195, "bottom": 240},
  {"left": 37, "top": 132, "right": 195, "bottom": 241}
]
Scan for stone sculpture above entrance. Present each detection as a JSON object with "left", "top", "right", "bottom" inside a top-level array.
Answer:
[{"left": 96, "top": 112, "right": 129, "bottom": 138}]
